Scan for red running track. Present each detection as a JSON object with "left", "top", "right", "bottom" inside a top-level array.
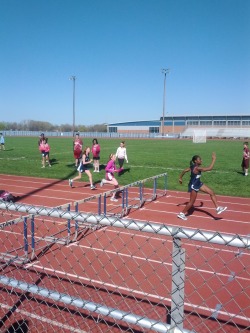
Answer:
[{"left": 0, "top": 174, "right": 249, "bottom": 333}]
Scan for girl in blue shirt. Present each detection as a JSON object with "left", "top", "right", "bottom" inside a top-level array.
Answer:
[{"left": 177, "top": 152, "right": 227, "bottom": 220}]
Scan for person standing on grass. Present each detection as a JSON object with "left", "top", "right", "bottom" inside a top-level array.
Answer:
[
  {"left": 0, "top": 133, "right": 5, "bottom": 150},
  {"left": 69, "top": 147, "right": 96, "bottom": 190},
  {"left": 39, "top": 139, "right": 51, "bottom": 168},
  {"left": 241, "top": 142, "right": 250, "bottom": 176},
  {"left": 100, "top": 153, "right": 121, "bottom": 201},
  {"left": 92, "top": 138, "right": 101, "bottom": 172},
  {"left": 115, "top": 141, "right": 128, "bottom": 171},
  {"left": 38, "top": 133, "right": 47, "bottom": 164},
  {"left": 177, "top": 152, "right": 227, "bottom": 220},
  {"left": 38, "top": 133, "right": 46, "bottom": 147},
  {"left": 73, "top": 133, "right": 83, "bottom": 168}
]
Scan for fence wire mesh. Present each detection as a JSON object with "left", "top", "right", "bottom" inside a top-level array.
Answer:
[{"left": 0, "top": 201, "right": 249, "bottom": 333}]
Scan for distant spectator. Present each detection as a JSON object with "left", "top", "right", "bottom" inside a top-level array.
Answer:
[
  {"left": 38, "top": 133, "right": 46, "bottom": 146},
  {"left": 115, "top": 141, "right": 128, "bottom": 169},
  {"left": 0, "top": 133, "right": 5, "bottom": 151},
  {"left": 92, "top": 138, "right": 101, "bottom": 172},
  {"left": 73, "top": 133, "right": 83, "bottom": 167},
  {"left": 39, "top": 138, "right": 51, "bottom": 168},
  {"left": 242, "top": 142, "right": 250, "bottom": 176}
]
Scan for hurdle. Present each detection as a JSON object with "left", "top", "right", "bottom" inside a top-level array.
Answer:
[
  {"left": 102, "top": 172, "right": 167, "bottom": 217},
  {"left": 30, "top": 203, "right": 72, "bottom": 260},
  {"left": 138, "top": 172, "right": 167, "bottom": 203},
  {"left": 72, "top": 196, "right": 103, "bottom": 241},
  {"left": 71, "top": 173, "right": 167, "bottom": 220},
  {"left": 0, "top": 216, "right": 30, "bottom": 264}
]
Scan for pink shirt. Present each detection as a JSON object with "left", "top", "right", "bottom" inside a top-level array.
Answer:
[
  {"left": 92, "top": 144, "right": 100, "bottom": 158},
  {"left": 105, "top": 160, "right": 117, "bottom": 175}
]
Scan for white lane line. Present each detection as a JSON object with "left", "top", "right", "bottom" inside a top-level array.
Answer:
[{"left": 0, "top": 303, "right": 87, "bottom": 333}]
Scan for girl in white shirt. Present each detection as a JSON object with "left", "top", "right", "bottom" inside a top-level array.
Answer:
[{"left": 115, "top": 141, "right": 128, "bottom": 169}]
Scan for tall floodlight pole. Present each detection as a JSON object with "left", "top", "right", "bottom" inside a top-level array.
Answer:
[
  {"left": 70, "top": 76, "right": 76, "bottom": 136},
  {"left": 161, "top": 68, "right": 170, "bottom": 136}
]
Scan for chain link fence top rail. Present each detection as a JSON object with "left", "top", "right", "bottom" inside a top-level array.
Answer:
[{"left": 0, "top": 200, "right": 249, "bottom": 333}]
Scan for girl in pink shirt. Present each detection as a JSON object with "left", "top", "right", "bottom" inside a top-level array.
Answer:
[
  {"left": 100, "top": 154, "right": 121, "bottom": 201},
  {"left": 39, "top": 139, "right": 51, "bottom": 168},
  {"left": 92, "top": 138, "right": 101, "bottom": 172}
]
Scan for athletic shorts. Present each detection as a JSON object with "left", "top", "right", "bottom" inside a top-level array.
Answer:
[
  {"left": 188, "top": 181, "right": 203, "bottom": 192},
  {"left": 74, "top": 151, "right": 82, "bottom": 159},
  {"left": 117, "top": 158, "right": 125, "bottom": 167},
  {"left": 242, "top": 158, "right": 249, "bottom": 169},
  {"left": 41, "top": 151, "right": 49, "bottom": 157},
  {"left": 106, "top": 172, "right": 114, "bottom": 181},
  {"left": 77, "top": 164, "right": 88, "bottom": 173}
]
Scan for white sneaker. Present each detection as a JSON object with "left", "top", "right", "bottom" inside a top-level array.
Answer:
[
  {"left": 100, "top": 179, "right": 105, "bottom": 187},
  {"left": 110, "top": 197, "right": 118, "bottom": 202},
  {"left": 216, "top": 206, "right": 227, "bottom": 214},
  {"left": 90, "top": 185, "right": 96, "bottom": 190},
  {"left": 69, "top": 179, "right": 73, "bottom": 188},
  {"left": 177, "top": 212, "right": 187, "bottom": 220}
]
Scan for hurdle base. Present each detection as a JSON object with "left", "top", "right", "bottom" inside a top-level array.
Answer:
[
  {"left": 44, "top": 236, "right": 68, "bottom": 245},
  {"left": 0, "top": 253, "right": 29, "bottom": 265}
]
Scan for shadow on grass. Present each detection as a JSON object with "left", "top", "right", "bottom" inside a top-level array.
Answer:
[
  {"left": 0, "top": 149, "right": 14, "bottom": 152},
  {"left": 49, "top": 158, "right": 58, "bottom": 166},
  {"left": 118, "top": 167, "right": 130, "bottom": 176}
]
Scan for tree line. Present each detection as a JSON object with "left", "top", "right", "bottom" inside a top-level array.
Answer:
[{"left": 0, "top": 120, "right": 107, "bottom": 132}]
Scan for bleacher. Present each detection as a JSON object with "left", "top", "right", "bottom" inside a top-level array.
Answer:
[{"left": 180, "top": 127, "right": 250, "bottom": 139}]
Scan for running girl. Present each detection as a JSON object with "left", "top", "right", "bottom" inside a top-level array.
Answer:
[
  {"left": 177, "top": 152, "right": 227, "bottom": 220},
  {"left": 100, "top": 153, "right": 121, "bottom": 201},
  {"left": 69, "top": 147, "right": 95, "bottom": 190}
]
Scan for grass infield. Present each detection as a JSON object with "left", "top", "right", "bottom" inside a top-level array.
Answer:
[{"left": 0, "top": 137, "right": 249, "bottom": 197}]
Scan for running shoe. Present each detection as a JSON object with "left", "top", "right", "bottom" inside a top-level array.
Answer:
[
  {"left": 90, "top": 185, "right": 96, "bottom": 190},
  {"left": 177, "top": 212, "right": 188, "bottom": 220},
  {"left": 69, "top": 179, "right": 73, "bottom": 188},
  {"left": 216, "top": 206, "right": 227, "bottom": 214},
  {"left": 100, "top": 179, "right": 105, "bottom": 187},
  {"left": 110, "top": 197, "right": 118, "bottom": 202}
]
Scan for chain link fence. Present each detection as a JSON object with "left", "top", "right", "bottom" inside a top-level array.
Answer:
[{"left": 0, "top": 200, "right": 249, "bottom": 333}]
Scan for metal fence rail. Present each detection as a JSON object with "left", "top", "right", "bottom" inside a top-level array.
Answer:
[{"left": 0, "top": 201, "right": 249, "bottom": 333}]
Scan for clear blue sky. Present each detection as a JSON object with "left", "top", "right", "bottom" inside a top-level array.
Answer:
[{"left": 1, "top": 0, "right": 249, "bottom": 126}]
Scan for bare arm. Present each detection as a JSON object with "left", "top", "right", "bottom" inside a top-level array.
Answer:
[
  {"left": 198, "top": 152, "right": 216, "bottom": 172},
  {"left": 82, "top": 154, "right": 93, "bottom": 165},
  {"left": 179, "top": 167, "right": 191, "bottom": 184}
]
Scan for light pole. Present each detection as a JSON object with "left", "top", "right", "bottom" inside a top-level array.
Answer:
[
  {"left": 161, "top": 68, "right": 170, "bottom": 136},
  {"left": 70, "top": 75, "right": 76, "bottom": 136}
]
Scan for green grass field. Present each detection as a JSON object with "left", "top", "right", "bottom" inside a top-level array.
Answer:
[{"left": 0, "top": 137, "right": 249, "bottom": 197}]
